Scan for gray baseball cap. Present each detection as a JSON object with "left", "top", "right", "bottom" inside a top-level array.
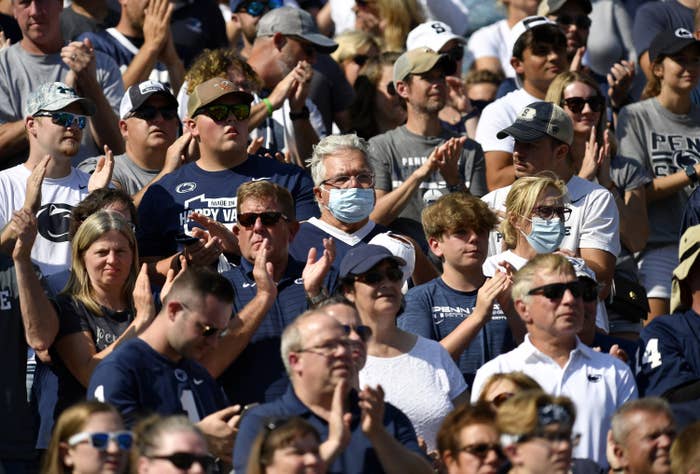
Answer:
[
  {"left": 257, "top": 6, "right": 338, "bottom": 54},
  {"left": 497, "top": 102, "right": 573, "bottom": 145},
  {"left": 25, "top": 82, "right": 96, "bottom": 117}
]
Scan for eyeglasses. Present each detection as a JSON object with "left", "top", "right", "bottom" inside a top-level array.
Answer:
[
  {"left": 443, "top": 45, "right": 464, "bottom": 63},
  {"left": 532, "top": 205, "right": 572, "bottom": 221},
  {"left": 490, "top": 391, "right": 515, "bottom": 408},
  {"left": 149, "top": 452, "right": 216, "bottom": 472},
  {"left": 667, "top": 54, "right": 700, "bottom": 68},
  {"left": 354, "top": 266, "right": 404, "bottom": 285},
  {"left": 194, "top": 103, "right": 251, "bottom": 122},
  {"left": 238, "top": 0, "right": 281, "bottom": 17},
  {"left": 297, "top": 338, "right": 353, "bottom": 356},
  {"left": 554, "top": 14, "right": 591, "bottom": 29},
  {"left": 340, "top": 324, "right": 372, "bottom": 342},
  {"left": 68, "top": 431, "right": 133, "bottom": 451},
  {"left": 33, "top": 111, "right": 87, "bottom": 129},
  {"left": 237, "top": 211, "right": 289, "bottom": 228},
  {"left": 128, "top": 105, "right": 179, "bottom": 121},
  {"left": 528, "top": 281, "right": 583, "bottom": 300},
  {"left": 562, "top": 96, "right": 606, "bottom": 114},
  {"left": 321, "top": 173, "right": 375, "bottom": 189},
  {"left": 459, "top": 443, "right": 504, "bottom": 459}
]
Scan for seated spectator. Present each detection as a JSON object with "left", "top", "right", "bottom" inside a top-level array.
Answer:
[
  {"left": 331, "top": 29, "right": 381, "bottom": 87},
  {"left": 0, "top": 0, "right": 124, "bottom": 169},
  {"left": 246, "top": 417, "right": 324, "bottom": 474},
  {"left": 475, "top": 372, "right": 542, "bottom": 409},
  {"left": 471, "top": 254, "right": 637, "bottom": 464},
  {"left": 436, "top": 402, "right": 505, "bottom": 474},
  {"left": 133, "top": 415, "right": 216, "bottom": 474},
  {"left": 340, "top": 244, "right": 468, "bottom": 452},
  {"left": 670, "top": 420, "right": 700, "bottom": 474},
  {"left": 233, "top": 308, "right": 433, "bottom": 473},
  {"left": 398, "top": 192, "right": 517, "bottom": 386},
  {"left": 42, "top": 400, "right": 131, "bottom": 474}
]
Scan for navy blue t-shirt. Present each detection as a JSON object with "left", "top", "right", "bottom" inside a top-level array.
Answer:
[
  {"left": 233, "top": 386, "right": 424, "bottom": 474},
  {"left": 632, "top": 0, "right": 694, "bottom": 58},
  {"left": 137, "top": 157, "right": 318, "bottom": 258},
  {"left": 88, "top": 338, "right": 228, "bottom": 428},
  {"left": 397, "top": 277, "right": 514, "bottom": 386}
]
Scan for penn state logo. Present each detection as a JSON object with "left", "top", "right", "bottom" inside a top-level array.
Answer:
[
  {"left": 176, "top": 182, "right": 197, "bottom": 193},
  {"left": 675, "top": 28, "right": 693, "bottom": 39},
  {"left": 174, "top": 369, "right": 188, "bottom": 382},
  {"left": 673, "top": 149, "right": 700, "bottom": 169},
  {"left": 519, "top": 107, "right": 537, "bottom": 120},
  {"left": 36, "top": 203, "right": 73, "bottom": 242}
]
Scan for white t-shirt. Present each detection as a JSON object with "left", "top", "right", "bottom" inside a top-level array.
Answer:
[
  {"left": 359, "top": 336, "right": 467, "bottom": 452},
  {"left": 470, "top": 335, "right": 638, "bottom": 464},
  {"left": 475, "top": 88, "right": 540, "bottom": 154},
  {"left": 0, "top": 164, "right": 90, "bottom": 276},
  {"left": 466, "top": 19, "right": 515, "bottom": 78}
]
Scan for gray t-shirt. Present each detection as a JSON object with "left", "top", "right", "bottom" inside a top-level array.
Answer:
[
  {"left": 0, "top": 43, "right": 124, "bottom": 169},
  {"left": 78, "top": 152, "right": 159, "bottom": 196},
  {"left": 368, "top": 125, "right": 487, "bottom": 244},
  {"left": 617, "top": 97, "right": 700, "bottom": 244}
]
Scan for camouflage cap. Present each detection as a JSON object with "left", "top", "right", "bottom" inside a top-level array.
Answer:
[
  {"left": 25, "top": 82, "right": 96, "bottom": 117},
  {"left": 187, "top": 77, "right": 254, "bottom": 118}
]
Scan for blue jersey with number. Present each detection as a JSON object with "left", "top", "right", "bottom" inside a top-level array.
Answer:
[
  {"left": 397, "top": 277, "right": 514, "bottom": 385},
  {"left": 87, "top": 338, "right": 228, "bottom": 428}
]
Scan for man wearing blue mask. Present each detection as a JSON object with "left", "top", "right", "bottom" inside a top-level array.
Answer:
[{"left": 481, "top": 101, "right": 619, "bottom": 308}]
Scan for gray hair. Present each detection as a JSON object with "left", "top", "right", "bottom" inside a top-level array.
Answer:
[
  {"left": 610, "top": 398, "right": 674, "bottom": 444},
  {"left": 511, "top": 253, "right": 574, "bottom": 302},
  {"left": 280, "top": 309, "right": 328, "bottom": 375},
  {"left": 307, "top": 133, "right": 370, "bottom": 186}
]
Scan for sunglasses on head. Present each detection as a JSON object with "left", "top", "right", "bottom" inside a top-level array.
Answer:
[
  {"left": 68, "top": 431, "right": 133, "bottom": 451},
  {"left": 33, "top": 111, "right": 87, "bottom": 129},
  {"left": 237, "top": 211, "right": 288, "bottom": 228},
  {"left": 554, "top": 14, "right": 591, "bottom": 29},
  {"left": 563, "top": 96, "right": 606, "bottom": 114},
  {"left": 129, "top": 105, "right": 178, "bottom": 121},
  {"left": 340, "top": 324, "right": 372, "bottom": 342},
  {"left": 194, "top": 103, "right": 251, "bottom": 122},
  {"left": 354, "top": 266, "right": 403, "bottom": 285},
  {"left": 150, "top": 452, "right": 216, "bottom": 472},
  {"left": 532, "top": 205, "right": 571, "bottom": 221},
  {"left": 528, "top": 281, "right": 583, "bottom": 300},
  {"left": 238, "top": 0, "right": 281, "bottom": 16},
  {"left": 459, "top": 442, "right": 504, "bottom": 459}
]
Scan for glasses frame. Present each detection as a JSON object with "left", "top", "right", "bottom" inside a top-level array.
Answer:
[
  {"left": 296, "top": 338, "right": 353, "bottom": 357},
  {"left": 128, "top": 105, "right": 179, "bottom": 121},
  {"left": 340, "top": 324, "right": 372, "bottom": 342},
  {"left": 354, "top": 266, "right": 404, "bottom": 285},
  {"left": 531, "top": 205, "right": 572, "bottom": 222},
  {"left": 193, "top": 103, "right": 251, "bottom": 122},
  {"left": 237, "top": 211, "right": 289, "bottom": 228},
  {"left": 67, "top": 431, "right": 133, "bottom": 451},
  {"left": 237, "top": 0, "right": 282, "bottom": 17},
  {"left": 459, "top": 442, "right": 504, "bottom": 459},
  {"left": 320, "top": 172, "right": 375, "bottom": 189},
  {"left": 554, "top": 13, "right": 592, "bottom": 29},
  {"left": 181, "top": 302, "right": 229, "bottom": 338},
  {"left": 149, "top": 452, "right": 217, "bottom": 472},
  {"left": 527, "top": 281, "right": 583, "bottom": 300},
  {"left": 33, "top": 111, "right": 88, "bottom": 129}
]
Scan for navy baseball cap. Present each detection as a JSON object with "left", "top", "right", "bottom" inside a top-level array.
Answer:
[
  {"left": 649, "top": 28, "right": 700, "bottom": 62},
  {"left": 497, "top": 101, "right": 573, "bottom": 145},
  {"left": 339, "top": 244, "right": 406, "bottom": 278}
]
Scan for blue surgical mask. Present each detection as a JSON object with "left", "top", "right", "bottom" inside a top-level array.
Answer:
[
  {"left": 522, "top": 216, "right": 565, "bottom": 254},
  {"left": 325, "top": 187, "right": 375, "bottom": 223}
]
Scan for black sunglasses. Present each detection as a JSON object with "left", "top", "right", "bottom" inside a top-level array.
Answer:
[
  {"left": 149, "top": 452, "right": 216, "bottom": 472},
  {"left": 341, "top": 324, "right": 372, "bottom": 342},
  {"left": 532, "top": 205, "right": 572, "bottom": 221},
  {"left": 528, "top": 281, "right": 583, "bottom": 300},
  {"left": 579, "top": 279, "right": 599, "bottom": 302},
  {"left": 354, "top": 267, "right": 403, "bottom": 285},
  {"left": 129, "top": 105, "right": 178, "bottom": 121},
  {"left": 563, "top": 96, "right": 606, "bottom": 114},
  {"left": 554, "top": 14, "right": 592, "bottom": 29},
  {"left": 459, "top": 443, "right": 504, "bottom": 459},
  {"left": 194, "top": 103, "right": 251, "bottom": 122},
  {"left": 237, "top": 211, "right": 289, "bottom": 228}
]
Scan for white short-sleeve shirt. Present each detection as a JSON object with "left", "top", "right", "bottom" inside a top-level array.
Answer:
[
  {"left": 466, "top": 19, "right": 515, "bottom": 78},
  {"left": 475, "top": 88, "right": 541, "bottom": 154}
]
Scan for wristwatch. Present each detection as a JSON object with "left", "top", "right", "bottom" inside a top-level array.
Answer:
[
  {"left": 305, "top": 287, "right": 329, "bottom": 307},
  {"left": 685, "top": 165, "right": 699, "bottom": 184}
]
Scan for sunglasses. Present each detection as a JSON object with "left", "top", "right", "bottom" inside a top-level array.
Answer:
[
  {"left": 562, "top": 96, "right": 606, "bottom": 114},
  {"left": 554, "top": 14, "right": 591, "bottom": 29},
  {"left": 528, "top": 281, "right": 583, "bottom": 300},
  {"left": 237, "top": 211, "right": 288, "bottom": 228},
  {"left": 532, "top": 205, "right": 571, "bottom": 221},
  {"left": 341, "top": 324, "right": 372, "bottom": 342},
  {"left": 196, "top": 320, "right": 228, "bottom": 338},
  {"left": 238, "top": 0, "right": 282, "bottom": 16},
  {"left": 33, "top": 111, "right": 87, "bottom": 129},
  {"left": 490, "top": 391, "right": 515, "bottom": 408},
  {"left": 149, "top": 452, "right": 216, "bottom": 472},
  {"left": 460, "top": 443, "right": 504, "bottom": 459},
  {"left": 194, "top": 103, "right": 251, "bottom": 122},
  {"left": 443, "top": 45, "right": 464, "bottom": 63},
  {"left": 68, "top": 431, "right": 133, "bottom": 451},
  {"left": 579, "top": 279, "right": 599, "bottom": 302},
  {"left": 129, "top": 105, "right": 178, "bottom": 121},
  {"left": 354, "top": 266, "right": 403, "bottom": 285}
]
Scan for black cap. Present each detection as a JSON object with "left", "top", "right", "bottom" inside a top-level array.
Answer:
[{"left": 649, "top": 28, "right": 700, "bottom": 63}]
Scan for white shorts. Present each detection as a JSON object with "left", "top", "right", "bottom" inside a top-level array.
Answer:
[{"left": 637, "top": 244, "right": 678, "bottom": 299}]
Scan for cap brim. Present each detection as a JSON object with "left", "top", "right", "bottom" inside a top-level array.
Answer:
[
  {"left": 124, "top": 90, "right": 178, "bottom": 119},
  {"left": 43, "top": 97, "right": 96, "bottom": 116},
  {"left": 345, "top": 255, "right": 406, "bottom": 276},
  {"left": 653, "top": 39, "right": 700, "bottom": 62},
  {"left": 673, "top": 246, "right": 700, "bottom": 281},
  {"left": 497, "top": 122, "right": 547, "bottom": 142},
  {"left": 299, "top": 33, "right": 338, "bottom": 54}
]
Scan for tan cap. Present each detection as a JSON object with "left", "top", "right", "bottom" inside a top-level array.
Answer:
[
  {"left": 392, "top": 47, "right": 456, "bottom": 84},
  {"left": 187, "top": 77, "right": 254, "bottom": 118},
  {"left": 537, "top": 0, "right": 592, "bottom": 16},
  {"left": 671, "top": 225, "right": 700, "bottom": 312}
]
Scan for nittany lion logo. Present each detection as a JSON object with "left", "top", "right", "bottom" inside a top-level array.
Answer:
[
  {"left": 673, "top": 149, "right": 700, "bottom": 169},
  {"left": 36, "top": 203, "right": 73, "bottom": 242}
]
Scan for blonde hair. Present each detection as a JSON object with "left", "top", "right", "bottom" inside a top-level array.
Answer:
[
  {"left": 63, "top": 211, "right": 139, "bottom": 316},
  {"left": 374, "top": 0, "right": 426, "bottom": 52},
  {"left": 500, "top": 173, "right": 567, "bottom": 249},
  {"left": 545, "top": 71, "right": 606, "bottom": 145},
  {"left": 185, "top": 48, "right": 262, "bottom": 94},
  {"left": 496, "top": 390, "right": 576, "bottom": 437},
  {"left": 331, "top": 30, "right": 381, "bottom": 63},
  {"left": 132, "top": 415, "right": 206, "bottom": 471},
  {"left": 476, "top": 372, "right": 542, "bottom": 403},
  {"left": 421, "top": 192, "right": 498, "bottom": 240},
  {"left": 511, "top": 253, "right": 574, "bottom": 302}
]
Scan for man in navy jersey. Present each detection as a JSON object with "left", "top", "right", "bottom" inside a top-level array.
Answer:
[
  {"left": 88, "top": 267, "right": 239, "bottom": 463},
  {"left": 397, "top": 192, "right": 517, "bottom": 386},
  {"left": 637, "top": 225, "right": 700, "bottom": 426},
  {"left": 136, "top": 77, "right": 317, "bottom": 281},
  {"left": 200, "top": 180, "right": 335, "bottom": 406}
]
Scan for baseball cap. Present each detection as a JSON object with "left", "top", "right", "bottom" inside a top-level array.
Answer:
[
  {"left": 497, "top": 102, "right": 573, "bottom": 145},
  {"left": 406, "top": 21, "right": 465, "bottom": 53},
  {"left": 649, "top": 28, "right": 700, "bottom": 63},
  {"left": 393, "top": 47, "right": 456, "bottom": 84},
  {"left": 537, "top": 0, "right": 592, "bottom": 16},
  {"left": 119, "top": 80, "right": 178, "bottom": 119},
  {"left": 671, "top": 224, "right": 700, "bottom": 312},
  {"left": 187, "top": 77, "right": 254, "bottom": 118},
  {"left": 508, "top": 16, "right": 558, "bottom": 57},
  {"left": 339, "top": 244, "right": 406, "bottom": 278},
  {"left": 257, "top": 6, "right": 338, "bottom": 54},
  {"left": 25, "top": 82, "right": 96, "bottom": 117}
]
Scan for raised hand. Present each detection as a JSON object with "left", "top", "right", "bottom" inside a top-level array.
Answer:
[
  {"left": 10, "top": 209, "right": 38, "bottom": 262},
  {"left": 189, "top": 212, "right": 238, "bottom": 255},
  {"left": 143, "top": 0, "right": 174, "bottom": 55},
  {"left": 183, "top": 228, "right": 223, "bottom": 266},
  {"left": 24, "top": 155, "right": 50, "bottom": 212},
  {"left": 607, "top": 60, "right": 635, "bottom": 110},
  {"left": 88, "top": 145, "right": 115, "bottom": 191},
  {"left": 163, "top": 132, "right": 196, "bottom": 174},
  {"left": 132, "top": 263, "right": 156, "bottom": 333},
  {"left": 61, "top": 38, "right": 98, "bottom": 83},
  {"left": 359, "top": 384, "right": 385, "bottom": 436},
  {"left": 321, "top": 379, "right": 352, "bottom": 463},
  {"left": 302, "top": 237, "right": 335, "bottom": 296},
  {"left": 251, "top": 238, "right": 277, "bottom": 299}
]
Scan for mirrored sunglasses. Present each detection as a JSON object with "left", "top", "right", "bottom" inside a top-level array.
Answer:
[
  {"left": 33, "top": 111, "right": 88, "bottom": 129},
  {"left": 67, "top": 431, "right": 133, "bottom": 451},
  {"left": 194, "top": 103, "right": 251, "bottom": 122},
  {"left": 238, "top": 0, "right": 282, "bottom": 17}
]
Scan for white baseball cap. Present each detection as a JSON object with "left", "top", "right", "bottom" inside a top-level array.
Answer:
[{"left": 406, "top": 21, "right": 465, "bottom": 53}]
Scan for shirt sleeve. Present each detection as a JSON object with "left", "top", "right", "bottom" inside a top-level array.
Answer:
[
  {"left": 397, "top": 288, "right": 435, "bottom": 340},
  {"left": 95, "top": 52, "right": 125, "bottom": 115},
  {"left": 616, "top": 106, "right": 652, "bottom": 173},
  {"left": 577, "top": 189, "right": 621, "bottom": 256},
  {"left": 632, "top": 3, "right": 667, "bottom": 57},
  {"left": 87, "top": 359, "right": 140, "bottom": 428},
  {"left": 368, "top": 136, "right": 394, "bottom": 192},
  {"left": 475, "top": 100, "right": 513, "bottom": 153}
]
